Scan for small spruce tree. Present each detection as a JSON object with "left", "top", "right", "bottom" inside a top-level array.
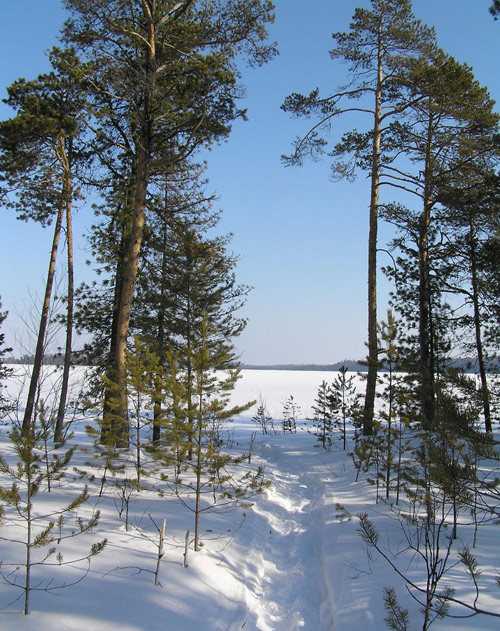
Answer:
[
  {"left": 0, "top": 418, "right": 106, "bottom": 614},
  {"left": 330, "top": 366, "right": 360, "bottom": 449},
  {"left": 0, "top": 299, "right": 13, "bottom": 416},
  {"left": 282, "top": 395, "right": 300, "bottom": 433},
  {"left": 309, "top": 381, "right": 338, "bottom": 448},
  {"left": 252, "top": 396, "right": 275, "bottom": 435}
]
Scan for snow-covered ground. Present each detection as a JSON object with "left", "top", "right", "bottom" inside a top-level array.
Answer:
[{"left": 0, "top": 368, "right": 498, "bottom": 630}]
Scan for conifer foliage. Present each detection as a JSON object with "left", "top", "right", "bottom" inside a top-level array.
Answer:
[
  {"left": 0, "top": 417, "right": 106, "bottom": 615},
  {"left": 309, "top": 381, "right": 337, "bottom": 448},
  {"left": 0, "top": 299, "right": 12, "bottom": 416}
]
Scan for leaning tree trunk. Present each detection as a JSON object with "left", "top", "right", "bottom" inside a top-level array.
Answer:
[
  {"left": 22, "top": 189, "right": 65, "bottom": 434},
  {"left": 55, "top": 155, "right": 74, "bottom": 444}
]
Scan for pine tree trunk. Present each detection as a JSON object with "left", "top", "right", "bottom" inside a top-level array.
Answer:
[
  {"left": 112, "top": 146, "right": 150, "bottom": 447},
  {"left": 107, "top": 6, "right": 156, "bottom": 446},
  {"left": 363, "top": 25, "right": 383, "bottom": 436},
  {"left": 194, "top": 386, "right": 204, "bottom": 552},
  {"left": 101, "top": 215, "right": 131, "bottom": 444},
  {"left": 22, "top": 192, "right": 65, "bottom": 434},
  {"left": 55, "top": 170, "right": 74, "bottom": 444},
  {"left": 418, "top": 110, "right": 436, "bottom": 429},
  {"left": 153, "top": 193, "right": 170, "bottom": 444},
  {"left": 468, "top": 213, "right": 492, "bottom": 432},
  {"left": 24, "top": 452, "right": 33, "bottom": 615}
]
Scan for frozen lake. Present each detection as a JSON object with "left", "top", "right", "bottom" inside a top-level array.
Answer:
[{"left": 231, "top": 368, "right": 364, "bottom": 418}]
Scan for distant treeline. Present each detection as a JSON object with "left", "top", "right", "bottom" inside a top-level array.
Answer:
[
  {"left": 241, "top": 358, "right": 500, "bottom": 374},
  {"left": 241, "top": 360, "right": 368, "bottom": 372},
  {"left": 5, "top": 353, "right": 88, "bottom": 366},
  {"left": 5, "top": 356, "right": 498, "bottom": 374}
]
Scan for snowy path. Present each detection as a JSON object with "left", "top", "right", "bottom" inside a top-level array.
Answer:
[
  {"left": 222, "top": 433, "right": 381, "bottom": 631},
  {"left": 0, "top": 425, "right": 382, "bottom": 631},
  {"left": 231, "top": 441, "right": 333, "bottom": 631},
  {"left": 220, "top": 440, "right": 335, "bottom": 631}
]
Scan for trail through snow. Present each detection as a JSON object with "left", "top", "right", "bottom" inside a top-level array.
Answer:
[
  {"left": 222, "top": 431, "right": 384, "bottom": 631},
  {"left": 3, "top": 368, "right": 496, "bottom": 630}
]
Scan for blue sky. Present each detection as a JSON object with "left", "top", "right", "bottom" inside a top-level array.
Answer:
[{"left": 0, "top": 1, "right": 499, "bottom": 364}]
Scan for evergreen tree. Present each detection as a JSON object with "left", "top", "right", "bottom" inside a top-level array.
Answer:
[
  {"left": 252, "top": 397, "right": 274, "bottom": 435},
  {"left": 282, "top": 395, "right": 300, "bottom": 433},
  {"left": 0, "top": 417, "right": 106, "bottom": 615},
  {"left": 377, "top": 310, "right": 409, "bottom": 500},
  {"left": 330, "top": 366, "right": 360, "bottom": 450},
  {"left": 62, "top": 0, "right": 276, "bottom": 440},
  {"left": 381, "top": 52, "right": 499, "bottom": 427},
  {"left": 282, "top": 0, "right": 436, "bottom": 434},
  {"left": 0, "top": 48, "right": 89, "bottom": 437},
  {"left": 0, "top": 299, "right": 13, "bottom": 416},
  {"left": 146, "top": 221, "right": 250, "bottom": 457},
  {"left": 435, "top": 168, "right": 500, "bottom": 433},
  {"left": 309, "top": 381, "right": 337, "bottom": 448},
  {"left": 158, "top": 317, "right": 261, "bottom": 552},
  {"left": 125, "top": 337, "right": 164, "bottom": 487}
]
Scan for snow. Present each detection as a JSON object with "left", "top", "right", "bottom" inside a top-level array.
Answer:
[{"left": 0, "top": 368, "right": 498, "bottom": 630}]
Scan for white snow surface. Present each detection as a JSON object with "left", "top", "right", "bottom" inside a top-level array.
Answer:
[{"left": 0, "top": 367, "right": 498, "bottom": 630}]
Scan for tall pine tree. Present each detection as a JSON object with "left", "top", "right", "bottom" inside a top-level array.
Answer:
[{"left": 282, "top": 0, "right": 436, "bottom": 434}]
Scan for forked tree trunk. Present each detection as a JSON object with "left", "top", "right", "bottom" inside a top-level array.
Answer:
[{"left": 22, "top": 192, "right": 65, "bottom": 434}]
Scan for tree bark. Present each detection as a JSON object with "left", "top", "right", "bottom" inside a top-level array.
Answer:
[
  {"left": 111, "top": 144, "right": 151, "bottom": 446},
  {"left": 468, "top": 213, "right": 492, "bottom": 432},
  {"left": 22, "top": 186, "right": 65, "bottom": 434},
  {"left": 153, "top": 186, "right": 170, "bottom": 444},
  {"left": 101, "top": 191, "right": 134, "bottom": 444},
  {"left": 418, "top": 108, "right": 436, "bottom": 429},
  {"left": 362, "top": 23, "right": 383, "bottom": 436},
  {"left": 194, "top": 380, "right": 204, "bottom": 552},
  {"left": 55, "top": 145, "right": 74, "bottom": 444}
]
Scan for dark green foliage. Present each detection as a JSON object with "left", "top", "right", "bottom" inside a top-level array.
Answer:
[
  {"left": 330, "top": 366, "right": 360, "bottom": 449},
  {"left": 309, "top": 381, "right": 337, "bottom": 448},
  {"left": 0, "top": 47, "right": 88, "bottom": 224},
  {"left": 0, "top": 300, "right": 13, "bottom": 416},
  {"left": 383, "top": 587, "right": 409, "bottom": 631},
  {"left": 0, "top": 416, "right": 106, "bottom": 614},
  {"left": 61, "top": 0, "right": 276, "bottom": 426},
  {"left": 252, "top": 398, "right": 275, "bottom": 435},
  {"left": 282, "top": 395, "right": 300, "bottom": 433}
]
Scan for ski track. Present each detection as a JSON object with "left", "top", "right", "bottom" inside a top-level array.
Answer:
[
  {"left": 223, "top": 434, "right": 385, "bottom": 631},
  {"left": 224, "top": 437, "right": 341, "bottom": 631}
]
